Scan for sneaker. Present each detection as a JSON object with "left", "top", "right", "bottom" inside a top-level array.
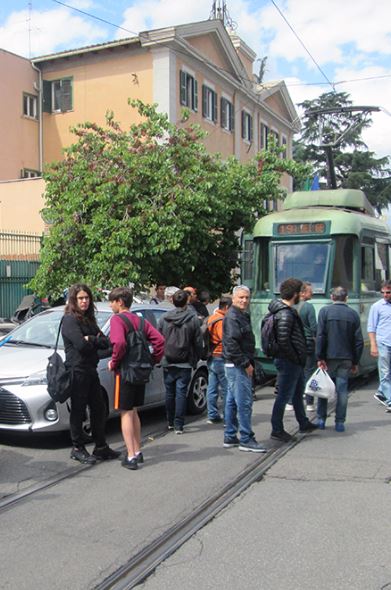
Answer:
[
  {"left": 299, "top": 422, "right": 319, "bottom": 433},
  {"left": 270, "top": 430, "right": 295, "bottom": 443},
  {"left": 223, "top": 436, "right": 240, "bottom": 448},
  {"left": 286, "top": 403, "right": 294, "bottom": 411},
  {"left": 92, "top": 445, "right": 121, "bottom": 461},
  {"left": 175, "top": 428, "right": 184, "bottom": 435},
  {"left": 317, "top": 419, "right": 326, "bottom": 430},
  {"left": 239, "top": 439, "right": 268, "bottom": 453},
  {"left": 335, "top": 422, "right": 345, "bottom": 432},
  {"left": 70, "top": 446, "right": 97, "bottom": 465},
  {"left": 168, "top": 424, "right": 174, "bottom": 431},
  {"left": 207, "top": 416, "right": 223, "bottom": 424},
  {"left": 122, "top": 456, "right": 138, "bottom": 470},
  {"left": 306, "top": 404, "right": 315, "bottom": 412},
  {"left": 136, "top": 451, "right": 144, "bottom": 464},
  {"left": 374, "top": 393, "right": 388, "bottom": 406}
]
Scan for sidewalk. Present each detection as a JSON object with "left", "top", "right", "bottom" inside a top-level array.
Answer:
[{"left": 1, "top": 377, "right": 390, "bottom": 590}]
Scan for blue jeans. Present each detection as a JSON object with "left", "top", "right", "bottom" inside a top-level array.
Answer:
[
  {"left": 224, "top": 365, "right": 254, "bottom": 444},
  {"left": 206, "top": 357, "right": 228, "bottom": 420},
  {"left": 163, "top": 367, "right": 192, "bottom": 429},
  {"left": 272, "top": 359, "right": 308, "bottom": 433},
  {"left": 317, "top": 359, "right": 351, "bottom": 424},
  {"left": 377, "top": 343, "right": 391, "bottom": 402}
]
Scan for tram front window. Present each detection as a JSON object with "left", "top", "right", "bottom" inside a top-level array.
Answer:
[{"left": 274, "top": 242, "right": 330, "bottom": 293}]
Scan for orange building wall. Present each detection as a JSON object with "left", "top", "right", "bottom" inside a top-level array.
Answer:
[{"left": 0, "top": 178, "right": 45, "bottom": 232}]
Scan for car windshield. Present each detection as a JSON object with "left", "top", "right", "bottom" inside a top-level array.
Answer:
[
  {"left": 6, "top": 309, "right": 112, "bottom": 349},
  {"left": 273, "top": 242, "right": 330, "bottom": 293}
]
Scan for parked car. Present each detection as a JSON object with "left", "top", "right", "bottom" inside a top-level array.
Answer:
[{"left": 0, "top": 303, "right": 208, "bottom": 433}]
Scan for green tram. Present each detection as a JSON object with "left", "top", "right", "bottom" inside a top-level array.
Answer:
[{"left": 242, "top": 189, "right": 391, "bottom": 374}]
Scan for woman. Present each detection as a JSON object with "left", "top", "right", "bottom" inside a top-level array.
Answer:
[{"left": 61, "top": 283, "right": 120, "bottom": 464}]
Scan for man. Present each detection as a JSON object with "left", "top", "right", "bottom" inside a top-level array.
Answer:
[
  {"left": 164, "top": 286, "right": 180, "bottom": 304},
  {"left": 269, "top": 277, "right": 317, "bottom": 443},
  {"left": 368, "top": 280, "right": 391, "bottom": 410},
  {"left": 316, "top": 286, "right": 363, "bottom": 432},
  {"left": 108, "top": 287, "right": 164, "bottom": 470},
  {"left": 150, "top": 283, "right": 166, "bottom": 305},
  {"left": 158, "top": 290, "right": 203, "bottom": 434},
  {"left": 223, "top": 285, "right": 267, "bottom": 453},
  {"left": 295, "top": 282, "right": 317, "bottom": 412},
  {"left": 183, "top": 286, "right": 206, "bottom": 322},
  {"left": 206, "top": 296, "right": 232, "bottom": 424}
]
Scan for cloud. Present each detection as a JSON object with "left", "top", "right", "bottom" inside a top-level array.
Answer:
[{"left": 0, "top": 6, "right": 105, "bottom": 57}]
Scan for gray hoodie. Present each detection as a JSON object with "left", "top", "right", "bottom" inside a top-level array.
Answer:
[{"left": 158, "top": 307, "right": 203, "bottom": 368}]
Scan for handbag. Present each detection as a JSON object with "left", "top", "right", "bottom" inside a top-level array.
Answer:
[
  {"left": 304, "top": 368, "right": 336, "bottom": 401},
  {"left": 46, "top": 317, "right": 73, "bottom": 403}
]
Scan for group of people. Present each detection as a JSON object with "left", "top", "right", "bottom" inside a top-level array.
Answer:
[{"left": 60, "top": 277, "right": 391, "bottom": 471}]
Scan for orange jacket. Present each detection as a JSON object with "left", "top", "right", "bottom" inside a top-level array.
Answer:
[{"left": 207, "top": 308, "right": 227, "bottom": 357}]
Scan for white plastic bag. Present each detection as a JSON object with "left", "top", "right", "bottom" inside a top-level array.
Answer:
[{"left": 305, "top": 368, "right": 336, "bottom": 401}]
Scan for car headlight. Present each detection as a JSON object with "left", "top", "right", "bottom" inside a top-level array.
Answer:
[{"left": 22, "top": 370, "right": 48, "bottom": 387}]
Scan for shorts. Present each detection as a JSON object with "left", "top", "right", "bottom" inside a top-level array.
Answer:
[{"left": 114, "top": 374, "right": 146, "bottom": 411}]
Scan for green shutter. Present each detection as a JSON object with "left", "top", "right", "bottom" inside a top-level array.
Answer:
[
  {"left": 249, "top": 115, "right": 253, "bottom": 142},
  {"left": 221, "top": 97, "right": 226, "bottom": 128},
  {"left": 213, "top": 91, "right": 218, "bottom": 123},
  {"left": 241, "top": 111, "right": 245, "bottom": 139},
  {"left": 202, "top": 85, "right": 207, "bottom": 118},
  {"left": 61, "top": 78, "right": 73, "bottom": 112},
  {"left": 42, "top": 80, "right": 52, "bottom": 113},
  {"left": 230, "top": 102, "right": 234, "bottom": 131},
  {"left": 193, "top": 79, "right": 198, "bottom": 111},
  {"left": 180, "top": 70, "right": 187, "bottom": 106}
]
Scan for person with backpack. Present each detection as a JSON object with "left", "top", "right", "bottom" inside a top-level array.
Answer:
[
  {"left": 158, "top": 289, "right": 203, "bottom": 434},
  {"left": 61, "top": 283, "right": 120, "bottom": 465},
  {"left": 205, "top": 296, "right": 232, "bottom": 424},
  {"left": 268, "top": 278, "right": 318, "bottom": 443},
  {"left": 108, "top": 287, "right": 164, "bottom": 470}
]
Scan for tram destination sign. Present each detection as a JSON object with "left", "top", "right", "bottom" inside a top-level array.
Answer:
[{"left": 274, "top": 221, "right": 328, "bottom": 236}]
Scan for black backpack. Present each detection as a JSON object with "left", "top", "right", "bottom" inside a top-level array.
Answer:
[
  {"left": 46, "top": 317, "right": 73, "bottom": 403},
  {"left": 260, "top": 312, "right": 278, "bottom": 358},
  {"left": 164, "top": 320, "right": 191, "bottom": 364},
  {"left": 119, "top": 313, "right": 154, "bottom": 384},
  {"left": 200, "top": 316, "right": 223, "bottom": 360}
]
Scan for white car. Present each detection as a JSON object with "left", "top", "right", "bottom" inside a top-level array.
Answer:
[{"left": 0, "top": 303, "right": 208, "bottom": 433}]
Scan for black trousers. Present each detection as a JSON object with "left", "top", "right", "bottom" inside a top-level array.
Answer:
[{"left": 69, "top": 369, "right": 107, "bottom": 448}]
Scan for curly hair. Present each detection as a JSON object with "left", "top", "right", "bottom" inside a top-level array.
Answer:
[{"left": 65, "top": 283, "right": 97, "bottom": 326}]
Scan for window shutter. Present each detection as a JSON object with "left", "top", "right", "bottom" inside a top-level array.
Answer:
[
  {"left": 61, "top": 78, "right": 72, "bottom": 112},
  {"left": 213, "top": 91, "right": 218, "bottom": 123},
  {"left": 249, "top": 115, "right": 253, "bottom": 142},
  {"left": 42, "top": 80, "right": 52, "bottom": 113},
  {"left": 220, "top": 98, "right": 226, "bottom": 128},
  {"left": 241, "top": 111, "right": 245, "bottom": 139},
  {"left": 180, "top": 70, "right": 187, "bottom": 106},
  {"left": 193, "top": 79, "right": 198, "bottom": 111},
  {"left": 230, "top": 103, "right": 234, "bottom": 131},
  {"left": 202, "top": 85, "right": 207, "bottom": 118}
]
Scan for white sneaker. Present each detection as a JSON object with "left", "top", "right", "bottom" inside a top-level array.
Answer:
[
  {"left": 286, "top": 404, "right": 294, "bottom": 411},
  {"left": 306, "top": 404, "right": 315, "bottom": 412}
]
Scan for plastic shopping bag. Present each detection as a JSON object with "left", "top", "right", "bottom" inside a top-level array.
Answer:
[{"left": 304, "top": 368, "right": 336, "bottom": 401}]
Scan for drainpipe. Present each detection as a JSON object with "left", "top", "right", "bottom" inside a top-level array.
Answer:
[{"left": 31, "top": 61, "right": 43, "bottom": 174}]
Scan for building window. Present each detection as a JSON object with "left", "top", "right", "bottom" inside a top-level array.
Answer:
[
  {"left": 179, "top": 70, "right": 198, "bottom": 112},
  {"left": 23, "top": 93, "right": 38, "bottom": 119},
  {"left": 241, "top": 111, "right": 253, "bottom": 142},
  {"left": 202, "top": 85, "right": 217, "bottom": 123},
  {"left": 21, "top": 169, "right": 40, "bottom": 178},
  {"left": 220, "top": 97, "right": 234, "bottom": 132},
  {"left": 42, "top": 78, "right": 73, "bottom": 113},
  {"left": 260, "top": 122, "right": 269, "bottom": 150}
]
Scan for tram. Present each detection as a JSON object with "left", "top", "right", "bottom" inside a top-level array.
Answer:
[{"left": 242, "top": 189, "right": 391, "bottom": 374}]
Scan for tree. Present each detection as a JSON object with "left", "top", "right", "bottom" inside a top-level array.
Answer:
[
  {"left": 294, "top": 91, "right": 391, "bottom": 212},
  {"left": 31, "top": 100, "right": 308, "bottom": 299}
]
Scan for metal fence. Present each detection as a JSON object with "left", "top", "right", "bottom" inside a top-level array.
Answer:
[{"left": 0, "top": 231, "right": 42, "bottom": 319}]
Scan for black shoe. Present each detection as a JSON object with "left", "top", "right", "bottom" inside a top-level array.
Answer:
[
  {"left": 299, "top": 422, "right": 319, "bottom": 433},
  {"left": 92, "top": 445, "right": 121, "bottom": 460},
  {"left": 270, "top": 430, "right": 295, "bottom": 443},
  {"left": 223, "top": 436, "right": 240, "bottom": 448},
  {"left": 122, "top": 456, "right": 138, "bottom": 470},
  {"left": 207, "top": 417, "right": 223, "bottom": 424},
  {"left": 70, "top": 446, "right": 97, "bottom": 464},
  {"left": 136, "top": 452, "right": 144, "bottom": 464}
]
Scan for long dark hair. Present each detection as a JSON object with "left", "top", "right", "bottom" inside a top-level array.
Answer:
[{"left": 65, "top": 283, "right": 97, "bottom": 326}]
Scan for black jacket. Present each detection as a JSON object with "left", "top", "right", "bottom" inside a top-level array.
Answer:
[
  {"left": 222, "top": 305, "right": 255, "bottom": 368},
  {"left": 269, "top": 299, "right": 307, "bottom": 367},
  {"left": 158, "top": 307, "right": 203, "bottom": 368},
  {"left": 62, "top": 314, "right": 109, "bottom": 372},
  {"left": 316, "top": 302, "right": 364, "bottom": 365}
]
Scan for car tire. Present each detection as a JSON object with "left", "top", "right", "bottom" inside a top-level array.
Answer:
[{"left": 186, "top": 368, "right": 208, "bottom": 415}]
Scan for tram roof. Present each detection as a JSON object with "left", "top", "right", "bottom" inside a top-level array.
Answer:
[{"left": 283, "top": 189, "right": 375, "bottom": 215}]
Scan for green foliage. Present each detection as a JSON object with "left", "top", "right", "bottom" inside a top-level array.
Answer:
[
  {"left": 31, "top": 100, "right": 307, "bottom": 298},
  {"left": 294, "top": 91, "right": 391, "bottom": 212}
]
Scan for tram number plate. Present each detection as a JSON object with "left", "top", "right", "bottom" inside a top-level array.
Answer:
[{"left": 277, "top": 222, "right": 326, "bottom": 235}]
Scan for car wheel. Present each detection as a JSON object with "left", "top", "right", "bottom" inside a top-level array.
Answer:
[{"left": 187, "top": 368, "right": 208, "bottom": 415}]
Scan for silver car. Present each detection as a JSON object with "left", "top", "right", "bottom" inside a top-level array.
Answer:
[{"left": 0, "top": 303, "right": 208, "bottom": 433}]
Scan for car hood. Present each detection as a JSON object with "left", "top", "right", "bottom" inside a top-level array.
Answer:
[{"left": 0, "top": 345, "right": 58, "bottom": 379}]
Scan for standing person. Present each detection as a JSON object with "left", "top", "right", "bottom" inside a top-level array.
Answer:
[
  {"left": 164, "top": 286, "right": 180, "bottom": 304},
  {"left": 223, "top": 285, "right": 267, "bottom": 453},
  {"left": 368, "top": 280, "right": 391, "bottom": 410},
  {"left": 270, "top": 278, "right": 317, "bottom": 443},
  {"left": 206, "top": 296, "right": 232, "bottom": 424},
  {"left": 295, "top": 282, "right": 317, "bottom": 412},
  {"left": 150, "top": 283, "right": 166, "bottom": 305},
  {"left": 183, "top": 286, "right": 205, "bottom": 322},
  {"left": 316, "top": 286, "right": 364, "bottom": 431},
  {"left": 108, "top": 287, "right": 164, "bottom": 470},
  {"left": 158, "top": 290, "right": 203, "bottom": 434},
  {"left": 61, "top": 283, "right": 120, "bottom": 465}
]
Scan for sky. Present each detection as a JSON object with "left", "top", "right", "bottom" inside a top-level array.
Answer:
[{"left": 1, "top": 0, "right": 390, "bottom": 159}]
